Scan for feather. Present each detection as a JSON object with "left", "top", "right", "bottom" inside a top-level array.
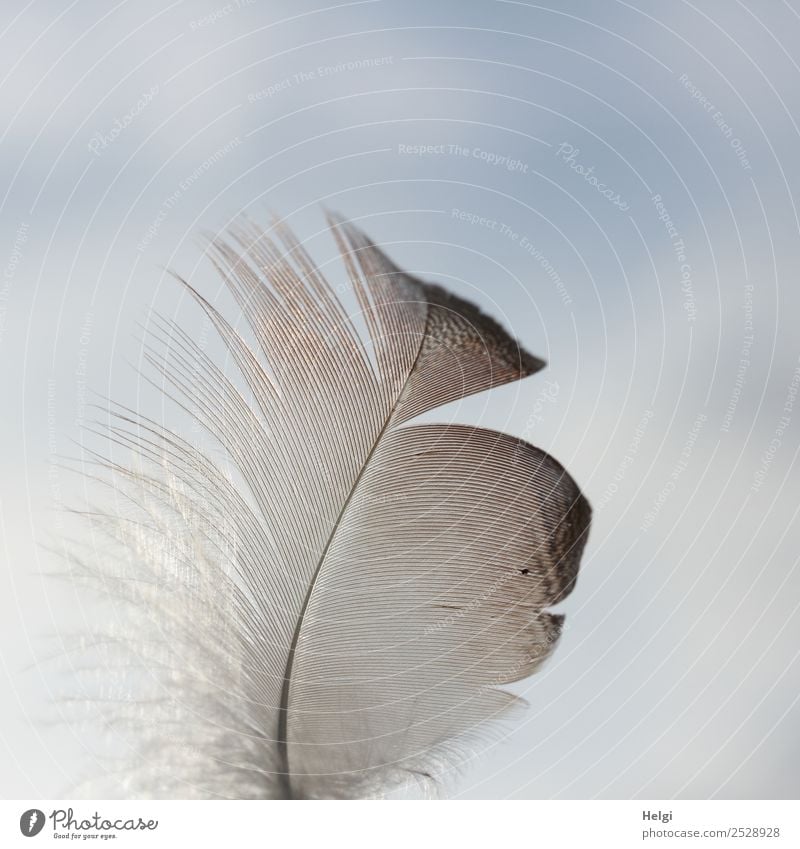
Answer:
[{"left": 74, "top": 213, "right": 591, "bottom": 799}]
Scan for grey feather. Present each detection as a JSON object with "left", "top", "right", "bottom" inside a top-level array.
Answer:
[{"left": 74, "top": 214, "right": 590, "bottom": 799}]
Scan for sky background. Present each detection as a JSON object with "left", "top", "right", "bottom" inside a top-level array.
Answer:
[{"left": 1, "top": 0, "right": 800, "bottom": 800}]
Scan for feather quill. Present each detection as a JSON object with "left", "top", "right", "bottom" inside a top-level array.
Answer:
[{"left": 74, "top": 214, "right": 590, "bottom": 799}]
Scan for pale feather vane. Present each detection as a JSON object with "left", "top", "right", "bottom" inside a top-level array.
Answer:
[{"left": 76, "top": 214, "right": 590, "bottom": 799}]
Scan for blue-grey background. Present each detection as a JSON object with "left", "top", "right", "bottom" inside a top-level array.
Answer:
[{"left": 1, "top": 0, "right": 799, "bottom": 799}]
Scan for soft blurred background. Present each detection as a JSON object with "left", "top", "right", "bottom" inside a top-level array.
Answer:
[{"left": 1, "top": 0, "right": 799, "bottom": 800}]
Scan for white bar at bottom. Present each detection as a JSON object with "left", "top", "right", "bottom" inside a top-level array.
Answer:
[{"left": 1, "top": 799, "right": 796, "bottom": 848}]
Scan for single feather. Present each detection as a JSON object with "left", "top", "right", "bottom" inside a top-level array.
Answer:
[{"left": 75, "top": 213, "right": 591, "bottom": 800}]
